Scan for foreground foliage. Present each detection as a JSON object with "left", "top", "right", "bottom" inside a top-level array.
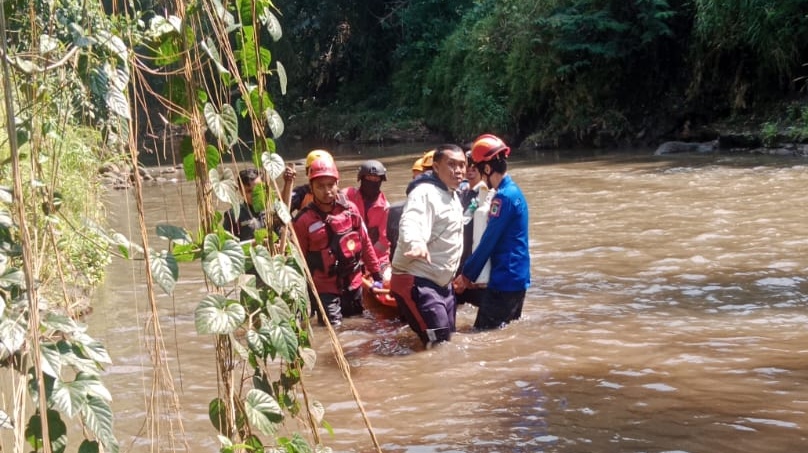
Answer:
[
  {"left": 1, "top": 0, "right": 118, "bottom": 447},
  {"left": 1, "top": 0, "right": 350, "bottom": 451}
]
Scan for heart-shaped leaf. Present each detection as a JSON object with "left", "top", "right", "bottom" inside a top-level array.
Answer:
[
  {"left": 0, "top": 410, "right": 12, "bottom": 430},
  {"left": 146, "top": 15, "right": 178, "bottom": 39},
  {"left": 260, "top": 9, "right": 282, "bottom": 42},
  {"left": 149, "top": 249, "right": 178, "bottom": 295},
  {"left": 201, "top": 234, "right": 245, "bottom": 286},
  {"left": 250, "top": 245, "right": 274, "bottom": 289},
  {"left": 299, "top": 347, "right": 317, "bottom": 371},
  {"left": 274, "top": 200, "right": 291, "bottom": 225},
  {"left": 201, "top": 37, "right": 230, "bottom": 75},
  {"left": 106, "top": 87, "right": 131, "bottom": 120},
  {"left": 246, "top": 328, "right": 270, "bottom": 358},
  {"left": 309, "top": 399, "right": 325, "bottom": 424},
  {"left": 156, "top": 224, "right": 192, "bottom": 245},
  {"left": 80, "top": 396, "right": 118, "bottom": 453},
  {"left": 263, "top": 108, "right": 284, "bottom": 138},
  {"left": 260, "top": 152, "right": 284, "bottom": 180},
  {"left": 276, "top": 61, "right": 287, "bottom": 95},
  {"left": 181, "top": 143, "right": 221, "bottom": 181},
  {"left": 72, "top": 332, "right": 112, "bottom": 366},
  {"left": 209, "top": 397, "right": 227, "bottom": 434},
  {"left": 77, "top": 440, "right": 100, "bottom": 453},
  {"left": 40, "top": 312, "right": 83, "bottom": 335},
  {"left": 25, "top": 410, "right": 68, "bottom": 453},
  {"left": 40, "top": 342, "right": 64, "bottom": 378},
  {"left": 194, "top": 294, "right": 246, "bottom": 335},
  {"left": 51, "top": 376, "right": 88, "bottom": 417},
  {"left": 39, "top": 34, "right": 59, "bottom": 54},
  {"left": 266, "top": 297, "right": 293, "bottom": 323},
  {"left": 244, "top": 389, "right": 282, "bottom": 435},
  {"left": 204, "top": 102, "right": 239, "bottom": 147},
  {"left": 0, "top": 318, "right": 26, "bottom": 362},
  {"left": 267, "top": 321, "right": 298, "bottom": 362},
  {"left": 210, "top": 167, "right": 239, "bottom": 219}
]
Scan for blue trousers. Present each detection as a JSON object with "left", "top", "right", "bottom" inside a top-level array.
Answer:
[{"left": 390, "top": 273, "right": 456, "bottom": 346}]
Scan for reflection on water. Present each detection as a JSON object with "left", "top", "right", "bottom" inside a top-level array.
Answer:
[{"left": 90, "top": 148, "right": 808, "bottom": 452}]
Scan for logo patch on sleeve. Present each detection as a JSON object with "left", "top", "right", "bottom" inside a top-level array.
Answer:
[{"left": 490, "top": 199, "right": 502, "bottom": 217}]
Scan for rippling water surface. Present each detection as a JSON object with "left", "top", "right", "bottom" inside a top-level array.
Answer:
[{"left": 90, "top": 148, "right": 808, "bottom": 452}]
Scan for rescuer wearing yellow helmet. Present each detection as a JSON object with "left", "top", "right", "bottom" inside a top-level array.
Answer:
[{"left": 282, "top": 149, "right": 336, "bottom": 217}]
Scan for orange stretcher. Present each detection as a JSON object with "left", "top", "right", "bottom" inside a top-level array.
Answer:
[{"left": 361, "top": 275, "right": 398, "bottom": 316}]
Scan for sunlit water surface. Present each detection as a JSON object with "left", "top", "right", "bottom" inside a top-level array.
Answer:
[{"left": 90, "top": 147, "right": 808, "bottom": 452}]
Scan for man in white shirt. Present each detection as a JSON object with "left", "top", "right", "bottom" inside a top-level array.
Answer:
[{"left": 390, "top": 144, "right": 466, "bottom": 348}]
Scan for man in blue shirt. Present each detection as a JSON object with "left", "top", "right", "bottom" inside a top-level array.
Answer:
[{"left": 453, "top": 134, "right": 531, "bottom": 330}]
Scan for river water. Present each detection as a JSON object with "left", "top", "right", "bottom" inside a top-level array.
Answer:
[{"left": 90, "top": 146, "right": 808, "bottom": 452}]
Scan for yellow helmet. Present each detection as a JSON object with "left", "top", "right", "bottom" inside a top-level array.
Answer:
[
  {"left": 421, "top": 149, "right": 435, "bottom": 169},
  {"left": 411, "top": 157, "right": 425, "bottom": 172},
  {"left": 305, "top": 149, "right": 334, "bottom": 171}
]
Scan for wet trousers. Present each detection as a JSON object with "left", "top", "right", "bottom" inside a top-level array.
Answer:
[
  {"left": 390, "top": 273, "right": 456, "bottom": 346},
  {"left": 473, "top": 289, "right": 526, "bottom": 330},
  {"left": 312, "top": 287, "right": 363, "bottom": 325}
]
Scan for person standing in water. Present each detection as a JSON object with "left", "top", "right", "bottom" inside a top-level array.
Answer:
[
  {"left": 345, "top": 160, "right": 392, "bottom": 276},
  {"left": 223, "top": 168, "right": 266, "bottom": 242},
  {"left": 456, "top": 150, "right": 492, "bottom": 306},
  {"left": 293, "top": 157, "right": 383, "bottom": 326},
  {"left": 390, "top": 144, "right": 466, "bottom": 347},
  {"left": 454, "top": 134, "right": 530, "bottom": 330},
  {"left": 282, "top": 149, "right": 335, "bottom": 217}
]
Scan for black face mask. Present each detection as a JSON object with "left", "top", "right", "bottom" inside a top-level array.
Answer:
[{"left": 359, "top": 179, "right": 383, "bottom": 199}]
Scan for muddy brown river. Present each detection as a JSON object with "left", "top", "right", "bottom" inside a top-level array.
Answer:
[{"left": 89, "top": 146, "right": 808, "bottom": 452}]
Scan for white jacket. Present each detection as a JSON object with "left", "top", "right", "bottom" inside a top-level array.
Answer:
[{"left": 392, "top": 177, "right": 464, "bottom": 286}]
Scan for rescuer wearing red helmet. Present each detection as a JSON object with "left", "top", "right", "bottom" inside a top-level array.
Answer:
[
  {"left": 292, "top": 156, "right": 383, "bottom": 327},
  {"left": 453, "top": 134, "right": 530, "bottom": 330},
  {"left": 282, "top": 149, "right": 336, "bottom": 217},
  {"left": 390, "top": 144, "right": 466, "bottom": 348}
]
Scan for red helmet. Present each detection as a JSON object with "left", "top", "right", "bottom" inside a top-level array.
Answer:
[
  {"left": 471, "top": 134, "right": 510, "bottom": 163},
  {"left": 308, "top": 157, "right": 339, "bottom": 181}
]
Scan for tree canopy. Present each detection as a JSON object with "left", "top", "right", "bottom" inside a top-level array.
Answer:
[{"left": 276, "top": 0, "right": 808, "bottom": 147}]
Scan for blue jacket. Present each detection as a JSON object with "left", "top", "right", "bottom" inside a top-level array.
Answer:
[{"left": 461, "top": 175, "right": 530, "bottom": 291}]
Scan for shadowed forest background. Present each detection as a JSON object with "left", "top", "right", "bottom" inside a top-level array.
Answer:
[{"left": 259, "top": 0, "right": 808, "bottom": 150}]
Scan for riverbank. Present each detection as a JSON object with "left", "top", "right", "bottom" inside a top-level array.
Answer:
[{"left": 283, "top": 99, "right": 808, "bottom": 158}]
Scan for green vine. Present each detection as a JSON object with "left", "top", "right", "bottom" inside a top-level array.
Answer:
[
  {"left": 0, "top": 0, "right": 387, "bottom": 447},
  {"left": 130, "top": 0, "right": 335, "bottom": 446}
]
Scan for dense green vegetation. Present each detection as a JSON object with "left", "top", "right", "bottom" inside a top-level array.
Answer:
[
  {"left": 275, "top": 0, "right": 808, "bottom": 148},
  {"left": 1, "top": 0, "right": 349, "bottom": 452}
]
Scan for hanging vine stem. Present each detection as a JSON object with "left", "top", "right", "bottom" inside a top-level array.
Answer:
[
  {"left": 169, "top": 1, "right": 218, "bottom": 234},
  {"left": 123, "top": 0, "right": 386, "bottom": 449},
  {"left": 286, "top": 228, "right": 383, "bottom": 452},
  {"left": 125, "top": 118, "right": 191, "bottom": 450},
  {"left": 125, "top": 43, "right": 191, "bottom": 447},
  {"left": 0, "top": 7, "right": 52, "bottom": 453}
]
